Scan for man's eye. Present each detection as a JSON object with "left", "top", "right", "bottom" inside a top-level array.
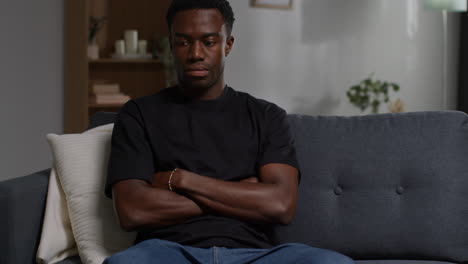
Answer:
[{"left": 205, "top": 41, "right": 216, "bottom": 47}]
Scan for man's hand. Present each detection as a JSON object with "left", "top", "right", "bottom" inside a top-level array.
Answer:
[{"left": 240, "top": 176, "right": 259, "bottom": 183}]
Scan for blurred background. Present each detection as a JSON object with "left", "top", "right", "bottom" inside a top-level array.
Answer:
[{"left": 0, "top": 0, "right": 466, "bottom": 180}]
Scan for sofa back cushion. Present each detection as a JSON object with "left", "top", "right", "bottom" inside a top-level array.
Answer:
[{"left": 273, "top": 111, "right": 468, "bottom": 262}]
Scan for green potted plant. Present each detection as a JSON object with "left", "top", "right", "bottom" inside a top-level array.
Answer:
[
  {"left": 88, "top": 16, "right": 107, "bottom": 60},
  {"left": 347, "top": 74, "right": 401, "bottom": 114}
]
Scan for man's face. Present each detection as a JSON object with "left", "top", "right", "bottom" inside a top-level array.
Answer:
[{"left": 170, "top": 9, "right": 234, "bottom": 97}]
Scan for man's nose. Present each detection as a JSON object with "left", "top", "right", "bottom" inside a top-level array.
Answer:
[{"left": 188, "top": 41, "right": 204, "bottom": 62}]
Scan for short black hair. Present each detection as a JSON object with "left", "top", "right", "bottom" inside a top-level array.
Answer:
[{"left": 166, "top": 0, "right": 235, "bottom": 35}]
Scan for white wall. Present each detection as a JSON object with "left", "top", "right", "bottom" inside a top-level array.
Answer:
[
  {"left": 226, "top": 0, "right": 461, "bottom": 115},
  {"left": 0, "top": 0, "right": 64, "bottom": 180}
]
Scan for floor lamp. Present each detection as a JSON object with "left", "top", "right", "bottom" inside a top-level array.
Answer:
[{"left": 424, "top": 0, "right": 467, "bottom": 110}]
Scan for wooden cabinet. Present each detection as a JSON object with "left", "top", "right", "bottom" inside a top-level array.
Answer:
[{"left": 65, "top": 0, "right": 172, "bottom": 133}]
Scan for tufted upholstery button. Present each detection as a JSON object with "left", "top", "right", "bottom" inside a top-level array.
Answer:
[
  {"left": 334, "top": 186, "right": 343, "bottom": 195},
  {"left": 396, "top": 186, "right": 404, "bottom": 195}
]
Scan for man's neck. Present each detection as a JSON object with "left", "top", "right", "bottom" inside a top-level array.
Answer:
[
  {"left": 179, "top": 81, "right": 226, "bottom": 101},
  {"left": 197, "top": 85, "right": 225, "bottom": 100}
]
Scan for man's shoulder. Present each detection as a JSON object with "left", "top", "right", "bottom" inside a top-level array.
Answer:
[
  {"left": 230, "top": 87, "right": 285, "bottom": 114},
  {"left": 230, "top": 88, "right": 286, "bottom": 120}
]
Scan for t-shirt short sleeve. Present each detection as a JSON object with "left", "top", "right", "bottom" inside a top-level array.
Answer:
[
  {"left": 257, "top": 104, "right": 301, "bottom": 178},
  {"left": 105, "top": 101, "right": 154, "bottom": 198}
]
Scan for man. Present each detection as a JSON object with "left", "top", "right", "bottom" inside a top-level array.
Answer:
[{"left": 104, "top": 0, "right": 354, "bottom": 263}]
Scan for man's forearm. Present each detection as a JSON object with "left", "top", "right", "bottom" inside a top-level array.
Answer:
[
  {"left": 112, "top": 179, "right": 204, "bottom": 231},
  {"left": 187, "top": 189, "right": 280, "bottom": 223},
  {"left": 170, "top": 167, "right": 298, "bottom": 225},
  {"left": 138, "top": 186, "right": 205, "bottom": 228}
]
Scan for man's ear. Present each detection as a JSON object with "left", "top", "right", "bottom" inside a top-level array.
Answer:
[{"left": 225, "top": 35, "right": 234, "bottom": 57}]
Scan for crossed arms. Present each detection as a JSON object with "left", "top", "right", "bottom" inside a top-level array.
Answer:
[{"left": 112, "top": 163, "right": 299, "bottom": 231}]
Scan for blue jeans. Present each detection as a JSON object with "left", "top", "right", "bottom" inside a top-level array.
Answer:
[{"left": 104, "top": 239, "right": 354, "bottom": 264}]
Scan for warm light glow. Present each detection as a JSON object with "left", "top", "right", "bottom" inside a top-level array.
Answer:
[{"left": 424, "top": 0, "right": 467, "bottom": 11}]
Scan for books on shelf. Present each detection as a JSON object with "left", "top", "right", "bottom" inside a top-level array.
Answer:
[
  {"left": 92, "top": 83, "right": 120, "bottom": 94},
  {"left": 89, "top": 82, "right": 130, "bottom": 105},
  {"left": 91, "top": 94, "right": 131, "bottom": 104}
]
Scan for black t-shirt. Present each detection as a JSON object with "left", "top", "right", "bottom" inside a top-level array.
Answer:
[{"left": 106, "top": 86, "right": 300, "bottom": 249}]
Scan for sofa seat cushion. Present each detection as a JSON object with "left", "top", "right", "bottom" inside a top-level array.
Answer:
[
  {"left": 274, "top": 111, "right": 468, "bottom": 262},
  {"left": 57, "top": 255, "right": 82, "bottom": 264},
  {"left": 356, "top": 261, "right": 456, "bottom": 264}
]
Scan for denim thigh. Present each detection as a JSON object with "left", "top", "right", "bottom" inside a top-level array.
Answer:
[{"left": 103, "top": 239, "right": 354, "bottom": 264}]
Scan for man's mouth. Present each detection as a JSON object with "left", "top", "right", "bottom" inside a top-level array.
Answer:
[{"left": 185, "top": 67, "right": 209, "bottom": 77}]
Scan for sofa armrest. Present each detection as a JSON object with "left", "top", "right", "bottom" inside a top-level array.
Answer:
[{"left": 0, "top": 169, "right": 50, "bottom": 264}]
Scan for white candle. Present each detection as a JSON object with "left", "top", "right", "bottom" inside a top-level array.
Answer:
[
  {"left": 138, "top": 40, "right": 147, "bottom": 54},
  {"left": 124, "top": 30, "right": 138, "bottom": 54},
  {"left": 115, "top": 40, "right": 125, "bottom": 55}
]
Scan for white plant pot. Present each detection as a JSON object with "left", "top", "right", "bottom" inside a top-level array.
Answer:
[{"left": 87, "top": 44, "right": 99, "bottom": 60}]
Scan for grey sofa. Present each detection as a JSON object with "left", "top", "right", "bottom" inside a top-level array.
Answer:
[{"left": 1, "top": 111, "right": 468, "bottom": 264}]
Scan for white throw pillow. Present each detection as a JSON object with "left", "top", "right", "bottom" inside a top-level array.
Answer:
[
  {"left": 36, "top": 168, "right": 78, "bottom": 264},
  {"left": 45, "top": 125, "right": 135, "bottom": 264},
  {"left": 37, "top": 124, "right": 116, "bottom": 264}
]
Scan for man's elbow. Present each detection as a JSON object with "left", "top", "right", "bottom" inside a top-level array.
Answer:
[
  {"left": 116, "top": 205, "right": 169, "bottom": 231},
  {"left": 114, "top": 198, "right": 154, "bottom": 231},
  {"left": 116, "top": 208, "right": 143, "bottom": 232},
  {"left": 277, "top": 207, "right": 296, "bottom": 225},
  {"left": 119, "top": 219, "right": 139, "bottom": 232},
  {"left": 271, "top": 200, "right": 296, "bottom": 225}
]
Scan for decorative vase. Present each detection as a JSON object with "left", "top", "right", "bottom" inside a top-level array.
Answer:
[{"left": 87, "top": 44, "right": 99, "bottom": 60}]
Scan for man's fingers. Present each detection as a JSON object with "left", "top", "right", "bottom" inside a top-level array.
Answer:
[{"left": 240, "top": 177, "right": 259, "bottom": 183}]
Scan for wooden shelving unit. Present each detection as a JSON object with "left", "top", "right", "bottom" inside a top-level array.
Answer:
[{"left": 65, "top": 0, "right": 172, "bottom": 133}]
